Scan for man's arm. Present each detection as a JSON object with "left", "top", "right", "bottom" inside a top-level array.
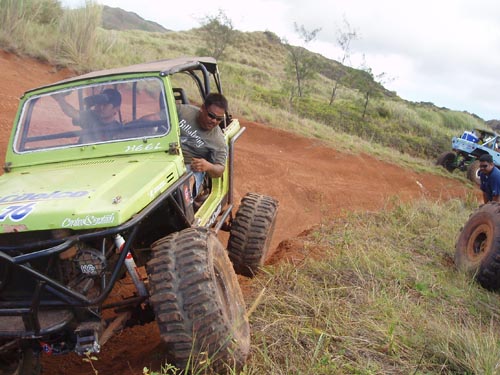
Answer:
[
  {"left": 53, "top": 94, "right": 80, "bottom": 120},
  {"left": 191, "top": 158, "right": 225, "bottom": 178}
]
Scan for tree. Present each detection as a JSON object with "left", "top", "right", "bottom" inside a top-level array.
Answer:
[
  {"left": 329, "top": 18, "right": 358, "bottom": 105},
  {"left": 358, "top": 57, "right": 393, "bottom": 119},
  {"left": 197, "top": 9, "right": 235, "bottom": 60},
  {"left": 283, "top": 23, "right": 321, "bottom": 102}
]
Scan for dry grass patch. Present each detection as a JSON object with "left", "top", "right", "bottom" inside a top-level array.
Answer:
[{"left": 244, "top": 198, "right": 500, "bottom": 374}]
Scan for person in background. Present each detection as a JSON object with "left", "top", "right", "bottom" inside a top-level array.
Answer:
[
  {"left": 54, "top": 88, "right": 122, "bottom": 142},
  {"left": 479, "top": 154, "right": 500, "bottom": 203},
  {"left": 177, "top": 93, "right": 228, "bottom": 196}
]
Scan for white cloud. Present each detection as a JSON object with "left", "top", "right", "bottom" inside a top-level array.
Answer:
[{"left": 61, "top": 0, "right": 500, "bottom": 119}]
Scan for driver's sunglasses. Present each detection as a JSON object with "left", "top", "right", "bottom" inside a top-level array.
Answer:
[
  {"left": 479, "top": 164, "right": 490, "bottom": 169},
  {"left": 207, "top": 110, "right": 225, "bottom": 121}
]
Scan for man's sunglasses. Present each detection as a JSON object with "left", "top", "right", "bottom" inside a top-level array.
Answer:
[
  {"left": 207, "top": 110, "right": 225, "bottom": 121},
  {"left": 479, "top": 164, "right": 490, "bottom": 169}
]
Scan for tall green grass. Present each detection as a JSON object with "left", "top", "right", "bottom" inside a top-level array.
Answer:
[
  {"left": 55, "top": 2, "right": 111, "bottom": 71},
  {"left": 0, "top": 0, "right": 60, "bottom": 51}
]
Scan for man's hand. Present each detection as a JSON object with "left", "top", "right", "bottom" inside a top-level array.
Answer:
[
  {"left": 191, "top": 157, "right": 210, "bottom": 172},
  {"left": 191, "top": 157, "right": 224, "bottom": 177}
]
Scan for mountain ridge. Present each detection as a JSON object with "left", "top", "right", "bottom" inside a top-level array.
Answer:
[{"left": 102, "top": 5, "right": 170, "bottom": 33}]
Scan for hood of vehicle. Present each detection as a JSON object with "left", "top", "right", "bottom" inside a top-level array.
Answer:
[{"left": 0, "top": 154, "right": 182, "bottom": 233}]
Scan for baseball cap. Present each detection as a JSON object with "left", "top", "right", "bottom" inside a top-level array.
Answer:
[{"left": 84, "top": 88, "right": 122, "bottom": 108}]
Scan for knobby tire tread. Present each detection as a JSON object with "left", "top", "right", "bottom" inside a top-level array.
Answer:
[
  {"left": 146, "top": 227, "right": 249, "bottom": 373},
  {"left": 228, "top": 193, "right": 279, "bottom": 277},
  {"left": 455, "top": 202, "right": 500, "bottom": 290}
]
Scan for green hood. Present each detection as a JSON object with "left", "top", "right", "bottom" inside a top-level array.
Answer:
[{"left": 0, "top": 154, "right": 182, "bottom": 233}]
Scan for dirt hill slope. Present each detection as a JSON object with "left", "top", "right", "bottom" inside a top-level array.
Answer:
[{"left": 0, "top": 50, "right": 474, "bottom": 374}]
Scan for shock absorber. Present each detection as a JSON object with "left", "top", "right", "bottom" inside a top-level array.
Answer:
[{"left": 114, "top": 234, "right": 148, "bottom": 296}]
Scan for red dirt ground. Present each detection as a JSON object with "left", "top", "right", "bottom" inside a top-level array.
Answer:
[{"left": 0, "top": 51, "right": 477, "bottom": 374}]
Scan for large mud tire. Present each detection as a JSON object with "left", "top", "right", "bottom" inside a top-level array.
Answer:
[
  {"left": 146, "top": 227, "right": 250, "bottom": 373},
  {"left": 0, "top": 345, "right": 40, "bottom": 375},
  {"left": 466, "top": 160, "right": 481, "bottom": 185},
  {"left": 227, "top": 193, "right": 279, "bottom": 277},
  {"left": 436, "top": 151, "right": 456, "bottom": 172},
  {"left": 455, "top": 202, "right": 500, "bottom": 290}
]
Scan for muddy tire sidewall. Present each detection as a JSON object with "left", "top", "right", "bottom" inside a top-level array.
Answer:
[
  {"left": 0, "top": 346, "right": 40, "bottom": 375},
  {"left": 146, "top": 227, "right": 249, "bottom": 372},
  {"left": 466, "top": 160, "right": 481, "bottom": 185},
  {"left": 455, "top": 202, "right": 500, "bottom": 290},
  {"left": 436, "top": 151, "right": 456, "bottom": 172},
  {"left": 228, "top": 193, "right": 279, "bottom": 278}
]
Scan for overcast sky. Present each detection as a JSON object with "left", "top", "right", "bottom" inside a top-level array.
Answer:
[{"left": 62, "top": 0, "right": 500, "bottom": 120}]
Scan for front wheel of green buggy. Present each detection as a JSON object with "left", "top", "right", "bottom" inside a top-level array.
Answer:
[{"left": 146, "top": 227, "right": 250, "bottom": 373}]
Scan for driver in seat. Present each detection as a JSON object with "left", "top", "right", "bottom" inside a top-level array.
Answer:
[
  {"left": 177, "top": 93, "right": 228, "bottom": 197},
  {"left": 54, "top": 88, "right": 122, "bottom": 143}
]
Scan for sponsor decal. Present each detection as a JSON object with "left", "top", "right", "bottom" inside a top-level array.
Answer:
[
  {"left": 207, "top": 204, "right": 222, "bottom": 227},
  {"left": 0, "top": 203, "right": 35, "bottom": 222},
  {"left": 183, "top": 184, "right": 192, "bottom": 204},
  {"left": 125, "top": 143, "right": 162, "bottom": 153},
  {"left": 0, "top": 190, "right": 88, "bottom": 204},
  {"left": 150, "top": 180, "right": 167, "bottom": 198},
  {"left": 179, "top": 120, "right": 205, "bottom": 148},
  {"left": 62, "top": 213, "right": 115, "bottom": 228}
]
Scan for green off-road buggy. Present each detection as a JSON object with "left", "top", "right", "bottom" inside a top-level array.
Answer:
[{"left": 0, "top": 57, "right": 278, "bottom": 374}]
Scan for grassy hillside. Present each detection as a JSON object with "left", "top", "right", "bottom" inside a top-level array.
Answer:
[
  {"left": 244, "top": 197, "right": 500, "bottom": 374},
  {"left": 0, "top": 0, "right": 486, "bottom": 168}
]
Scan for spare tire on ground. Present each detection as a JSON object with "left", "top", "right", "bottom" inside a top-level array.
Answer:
[{"left": 455, "top": 202, "right": 500, "bottom": 290}]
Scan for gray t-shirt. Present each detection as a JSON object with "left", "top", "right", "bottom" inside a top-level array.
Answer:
[{"left": 177, "top": 104, "right": 227, "bottom": 165}]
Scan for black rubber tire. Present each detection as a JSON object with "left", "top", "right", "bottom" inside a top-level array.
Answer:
[
  {"left": 146, "top": 227, "right": 249, "bottom": 373},
  {"left": 436, "top": 151, "right": 456, "bottom": 172},
  {"left": 466, "top": 160, "right": 481, "bottom": 185},
  {"left": 0, "top": 345, "right": 40, "bottom": 375},
  {"left": 227, "top": 193, "right": 279, "bottom": 278},
  {"left": 455, "top": 202, "right": 500, "bottom": 290}
]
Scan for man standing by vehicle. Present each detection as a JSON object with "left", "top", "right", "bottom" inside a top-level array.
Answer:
[
  {"left": 177, "top": 93, "right": 228, "bottom": 196},
  {"left": 479, "top": 154, "right": 500, "bottom": 203}
]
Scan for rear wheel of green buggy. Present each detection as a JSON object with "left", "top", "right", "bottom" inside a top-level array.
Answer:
[{"left": 227, "top": 193, "right": 279, "bottom": 278}]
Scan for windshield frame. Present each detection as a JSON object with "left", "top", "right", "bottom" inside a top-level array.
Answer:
[{"left": 13, "top": 77, "right": 170, "bottom": 154}]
